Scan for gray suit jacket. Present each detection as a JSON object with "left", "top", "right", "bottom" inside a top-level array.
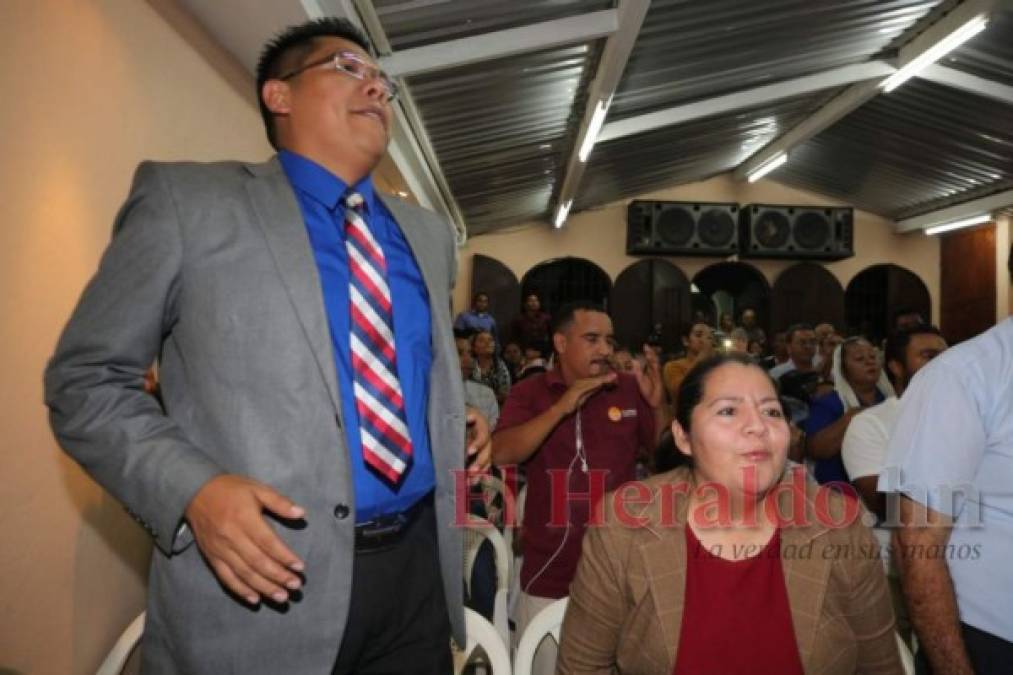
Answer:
[{"left": 45, "top": 158, "right": 466, "bottom": 673}]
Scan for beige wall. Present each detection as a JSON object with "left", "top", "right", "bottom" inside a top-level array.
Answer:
[
  {"left": 454, "top": 173, "right": 942, "bottom": 326},
  {"left": 0, "top": 1, "right": 272, "bottom": 673}
]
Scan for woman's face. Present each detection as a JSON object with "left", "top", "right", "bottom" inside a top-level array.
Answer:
[
  {"left": 684, "top": 323, "right": 714, "bottom": 357},
  {"left": 842, "top": 339, "right": 880, "bottom": 388},
  {"left": 473, "top": 332, "right": 496, "bottom": 357},
  {"left": 673, "top": 363, "right": 789, "bottom": 498}
]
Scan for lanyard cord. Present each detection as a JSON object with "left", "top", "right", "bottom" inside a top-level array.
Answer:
[{"left": 575, "top": 407, "right": 588, "bottom": 473}]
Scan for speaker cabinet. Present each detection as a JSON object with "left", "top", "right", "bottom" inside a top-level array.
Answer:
[
  {"left": 740, "top": 204, "right": 854, "bottom": 260},
  {"left": 627, "top": 200, "right": 740, "bottom": 256}
]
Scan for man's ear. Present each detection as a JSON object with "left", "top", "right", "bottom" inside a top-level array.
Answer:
[
  {"left": 262, "top": 80, "right": 291, "bottom": 115},
  {"left": 672, "top": 420, "right": 693, "bottom": 459},
  {"left": 553, "top": 332, "right": 566, "bottom": 357}
]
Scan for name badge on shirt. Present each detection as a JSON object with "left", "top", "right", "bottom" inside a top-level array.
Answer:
[{"left": 608, "top": 407, "right": 638, "bottom": 422}]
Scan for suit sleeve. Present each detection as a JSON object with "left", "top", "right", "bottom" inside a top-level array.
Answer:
[{"left": 44, "top": 162, "right": 224, "bottom": 555}]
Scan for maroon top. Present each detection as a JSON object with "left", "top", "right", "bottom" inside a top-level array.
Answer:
[
  {"left": 496, "top": 368, "right": 655, "bottom": 597},
  {"left": 510, "top": 311, "right": 551, "bottom": 350},
  {"left": 674, "top": 526, "right": 804, "bottom": 675}
]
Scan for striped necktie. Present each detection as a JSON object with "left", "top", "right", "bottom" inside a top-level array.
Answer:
[{"left": 343, "top": 192, "right": 413, "bottom": 485}]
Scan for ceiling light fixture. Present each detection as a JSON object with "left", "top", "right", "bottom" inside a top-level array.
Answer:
[
  {"left": 924, "top": 213, "right": 991, "bottom": 236},
  {"left": 578, "top": 100, "right": 609, "bottom": 162},
  {"left": 881, "top": 14, "right": 989, "bottom": 93},
  {"left": 747, "top": 152, "right": 788, "bottom": 183},
  {"left": 554, "top": 200, "right": 573, "bottom": 229}
]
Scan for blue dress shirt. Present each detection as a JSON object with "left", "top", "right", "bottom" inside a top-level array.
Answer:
[{"left": 279, "top": 151, "right": 434, "bottom": 522}]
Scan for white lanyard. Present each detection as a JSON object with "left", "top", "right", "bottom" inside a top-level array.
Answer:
[{"left": 575, "top": 408, "right": 589, "bottom": 473}]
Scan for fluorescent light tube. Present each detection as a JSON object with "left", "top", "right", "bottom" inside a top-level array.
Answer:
[
  {"left": 925, "top": 213, "right": 991, "bottom": 236},
  {"left": 881, "top": 15, "right": 989, "bottom": 93},
  {"left": 554, "top": 200, "right": 572, "bottom": 228},
  {"left": 747, "top": 152, "right": 788, "bottom": 183},
  {"left": 578, "top": 101, "right": 608, "bottom": 162}
]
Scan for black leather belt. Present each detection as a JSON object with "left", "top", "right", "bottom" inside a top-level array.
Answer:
[{"left": 354, "top": 493, "right": 431, "bottom": 552}]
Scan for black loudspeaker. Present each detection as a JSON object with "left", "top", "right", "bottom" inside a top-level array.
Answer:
[
  {"left": 627, "top": 200, "right": 739, "bottom": 256},
  {"left": 739, "top": 204, "right": 854, "bottom": 260}
]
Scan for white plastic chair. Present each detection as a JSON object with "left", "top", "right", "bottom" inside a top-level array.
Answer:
[
  {"left": 513, "top": 597, "right": 568, "bottom": 675},
  {"left": 896, "top": 631, "right": 914, "bottom": 675},
  {"left": 96, "top": 611, "right": 145, "bottom": 675},
  {"left": 453, "top": 607, "right": 512, "bottom": 674},
  {"left": 463, "top": 514, "right": 512, "bottom": 648},
  {"left": 507, "top": 484, "right": 527, "bottom": 627}
]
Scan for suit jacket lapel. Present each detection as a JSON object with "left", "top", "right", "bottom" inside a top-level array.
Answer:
[
  {"left": 641, "top": 525, "right": 686, "bottom": 668},
  {"left": 243, "top": 158, "right": 343, "bottom": 418},
  {"left": 777, "top": 467, "right": 834, "bottom": 671},
  {"left": 379, "top": 194, "right": 444, "bottom": 302}
]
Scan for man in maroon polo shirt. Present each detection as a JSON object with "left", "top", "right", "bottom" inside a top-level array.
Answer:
[{"left": 493, "top": 301, "right": 667, "bottom": 672}]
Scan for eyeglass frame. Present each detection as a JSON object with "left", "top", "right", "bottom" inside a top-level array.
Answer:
[{"left": 277, "top": 50, "right": 399, "bottom": 102}]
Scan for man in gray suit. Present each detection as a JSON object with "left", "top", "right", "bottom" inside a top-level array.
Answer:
[{"left": 45, "top": 18, "right": 489, "bottom": 674}]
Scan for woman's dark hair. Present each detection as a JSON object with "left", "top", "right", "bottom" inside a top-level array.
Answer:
[{"left": 675, "top": 353, "right": 779, "bottom": 433}]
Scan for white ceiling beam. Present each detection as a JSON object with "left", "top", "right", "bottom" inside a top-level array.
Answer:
[
  {"left": 734, "top": 0, "right": 998, "bottom": 181},
  {"left": 553, "top": 0, "right": 650, "bottom": 227},
  {"left": 917, "top": 63, "right": 1013, "bottom": 106},
  {"left": 598, "top": 60, "right": 895, "bottom": 144},
  {"left": 896, "top": 189, "right": 1013, "bottom": 233},
  {"left": 379, "top": 9, "right": 619, "bottom": 78}
]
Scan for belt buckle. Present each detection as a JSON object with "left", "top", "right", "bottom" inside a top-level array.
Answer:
[{"left": 356, "top": 511, "right": 409, "bottom": 551}]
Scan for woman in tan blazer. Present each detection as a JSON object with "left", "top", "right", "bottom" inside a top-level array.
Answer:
[{"left": 558, "top": 353, "right": 900, "bottom": 674}]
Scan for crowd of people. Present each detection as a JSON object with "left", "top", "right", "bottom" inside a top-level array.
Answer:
[
  {"left": 44, "top": 14, "right": 1011, "bottom": 674},
  {"left": 456, "top": 287, "right": 1013, "bottom": 674}
]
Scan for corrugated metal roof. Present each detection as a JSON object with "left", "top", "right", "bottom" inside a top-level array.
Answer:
[
  {"left": 576, "top": 90, "right": 840, "bottom": 211},
  {"left": 375, "top": 0, "right": 613, "bottom": 50},
  {"left": 945, "top": 7, "right": 1013, "bottom": 87},
  {"left": 609, "top": 0, "right": 941, "bottom": 118},
  {"left": 406, "top": 41, "right": 604, "bottom": 234},
  {"left": 774, "top": 78, "right": 1013, "bottom": 219},
  {"left": 364, "top": 0, "right": 1013, "bottom": 233}
]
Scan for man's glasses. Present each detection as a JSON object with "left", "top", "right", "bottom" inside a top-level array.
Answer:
[{"left": 279, "top": 51, "right": 399, "bottom": 102}]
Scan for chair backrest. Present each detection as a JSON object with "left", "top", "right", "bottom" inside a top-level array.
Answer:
[
  {"left": 96, "top": 611, "right": 145, "bottom": 675},
  {"left": 463, "top": 514, "right": 512, "bottom": 647},
  {"left": 454, "top": 607, "right": 512, "bottom": 674},
  {"left": 513, "top": 597, "right": 568, "bottom": 675},
  {"left": 896, "top": 632, "right": 915, "bottom": 675}
]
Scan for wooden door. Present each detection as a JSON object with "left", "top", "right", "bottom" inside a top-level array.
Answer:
[{"left": 940, "top": 223, "right": 996, "bottom": 344}]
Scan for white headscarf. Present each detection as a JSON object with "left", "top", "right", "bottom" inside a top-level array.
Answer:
[{"left": 831, "top": 339, "right": 895, "bottom": 409}]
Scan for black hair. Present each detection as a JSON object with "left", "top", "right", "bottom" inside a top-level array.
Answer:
[
  {"left": 675, "top": 353, "right": 778, "bottom": 433},
  {"left": 884, "top": 324, "right": 943, "bottom": 376},
  {"left": 472, "top": 291, "right": 489, "bottom": 303},
  {"left": 550, "top": 301, "right": 607, "bottom": 336},
  {"left": 890, "top": 306, "right": 924, "bottom": 327},
  {"left": 453, "top": 328, "right": 477, "bottom": 341},
  {"left": 681, "top": 320, "right": 711, "bottom": 339},
  {"left": 784, "top": 323, "right": 814, "bottom": 344},
  {"left": 256, "top": 18, "right": 372, "bottom": 150}
]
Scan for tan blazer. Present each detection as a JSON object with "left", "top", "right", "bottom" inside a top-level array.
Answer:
[{"left": 557, "top": 466, "right": 902, "bottom": 674}]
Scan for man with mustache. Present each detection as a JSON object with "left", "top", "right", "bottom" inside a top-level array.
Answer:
[
  {"left": 45, "top": 17, "right": 489, "bottom": 674},
  {"left": 492, "top": 301, "right": 667, "bottom": 674}
]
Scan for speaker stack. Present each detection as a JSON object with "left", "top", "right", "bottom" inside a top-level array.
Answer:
[
  {"left": 626, "top": 200, "right": 740, "bottom": 256},
  {"left": 625, "top": 200, "right": 854, "bottom": 261},
  {"left": 739, "top": 204, "right": 853, "bottom": 261}
]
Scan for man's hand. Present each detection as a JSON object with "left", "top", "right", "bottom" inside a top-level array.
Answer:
[
  {"left": 466, "top": 406, "right": 492, "bottom": 478},
  {"left": 555, "top": 373, "right": 618, "bottom": 416},
  {"left": 631, "top": 345, "right": 664, "bottom": 409},
  {"left": 185, "top": 475, "right": 306, "bottom": 606}
]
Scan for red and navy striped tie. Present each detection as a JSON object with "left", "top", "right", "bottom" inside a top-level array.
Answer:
[{"left": 344, "top": 192, "right": 413, "bottom": 485}]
